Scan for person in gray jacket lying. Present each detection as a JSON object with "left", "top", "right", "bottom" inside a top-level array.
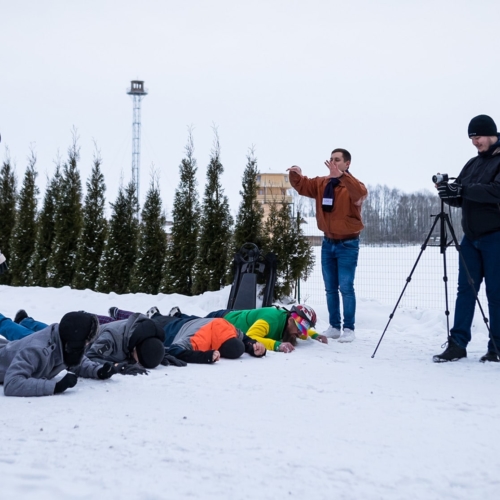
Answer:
[
  {"left": 0, "top": 311, "right": 119, "bottom": 397},
  {"left": 85, "top": 312, "right": 170, "bottom": 371},
  {"left": 2, "top": 310, "right": 179, "bottom": 374}
]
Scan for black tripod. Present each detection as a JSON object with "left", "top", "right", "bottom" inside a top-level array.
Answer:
[{"left": 372, "top": 199, "right": 498, "bottom": 358}]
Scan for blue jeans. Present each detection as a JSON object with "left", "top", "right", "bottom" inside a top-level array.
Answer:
[
  {"left": 450, "top": 232, "right": 500, "bottom": 352},
  {"left": 0, "top": 314, "right": 46, "bottom": 341},
  {"left": 20, "top": 317, "right": 48, "bottom": 332},
  {"left": 321, "top": 237, "right": 359, "bottom": 330}
]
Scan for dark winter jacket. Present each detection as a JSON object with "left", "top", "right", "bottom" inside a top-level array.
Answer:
[
  {"left": 0, "top": 325, "right": 100, "bottom": 397},
  {"left": 161, "top": 317, "right": 247, "bottom": 363},
  {"left": 86, "top": 313, "right": 165, "bottom": 364},
  {"left": 444, "top": 142, "right": 500, "bottom": 239}
]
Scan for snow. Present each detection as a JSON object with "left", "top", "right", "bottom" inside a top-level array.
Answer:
[{"left": 1, "top": 260, "right": 499, "bottom": 499}]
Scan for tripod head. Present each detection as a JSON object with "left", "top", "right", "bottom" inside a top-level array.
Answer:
[{"left": 429, "top": 200, "right": 454, "bottom": 254}]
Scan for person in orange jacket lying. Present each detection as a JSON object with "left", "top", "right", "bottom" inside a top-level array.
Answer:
[{"left": 101, "top": 309, "right": 266, "bottom": 364}]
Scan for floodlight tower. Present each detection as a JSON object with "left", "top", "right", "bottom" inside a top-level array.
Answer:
[{"left": 127, "top": 80, "right": 148, "bottom": 204}]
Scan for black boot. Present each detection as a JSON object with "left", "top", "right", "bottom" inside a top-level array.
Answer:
[
  {"left": 433, "top": 339, "right": 467, "bottom": 363},
  {"left": 108, "top": 307, "right": 118, "bottom": 319},
  {"left": 479, "top": 351, "right": 500, "bottom": 362},
  {"left": 14, "top": 309, "right": 28, "bottom": 324}
]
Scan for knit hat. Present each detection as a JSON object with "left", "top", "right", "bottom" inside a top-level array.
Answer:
[
  {"left": 59, "top": 311, "right": 99, "bottom": 366},
  {"left": 219, "top": 337, "right": 245, "bottom": 359},
  {"left": 128, "top": 316, "right": 165, "bottom": 351},
  {"left": 468, "top": 115, "right": 497, "bottom": 137},
  {"left": 136, "top": 337, "right": 165, "bottom": 368},
  {"left": 291, "top": 312, "right": 312, "bottom": 337}
]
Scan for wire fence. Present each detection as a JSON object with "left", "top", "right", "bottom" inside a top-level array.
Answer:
[
  {"left": 296, "top": 186, "right": 490, "bottom": 314},
  {"left": 299, "top": 243, "right": 488, "bottom": 315}
]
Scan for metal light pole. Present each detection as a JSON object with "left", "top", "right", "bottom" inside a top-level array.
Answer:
[{"left": 126, "top": 80, "right": 148, "bottom": 207}]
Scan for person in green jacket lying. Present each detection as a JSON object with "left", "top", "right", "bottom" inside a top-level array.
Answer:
[{"left": 111, "top": 304, "right": 328, "bottom": 354}]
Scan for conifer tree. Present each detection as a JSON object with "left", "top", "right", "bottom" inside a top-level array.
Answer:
[
  {"left": 193, "top": 131, "right": 233, "bottom": 294},
  {"left": 72, "top": 151, "right": 107, "bottom": 290},
  {"left": 46, "top": 137, "right": 83, "bottom": 287},
  {"left": 28, "top": 165, "right": 62, "bottom": 286},
  {"left": 9, "top": 150, "right": 39, "bottom": 286},
  {"left": 289, "top": 210, "right": 315, "bottom": 293},
  {"left": 263, "top": 201, "right": 314, "bottom": 300},
  {"left": 96, "top": 181, "right": 138, "bottom": 294},
  {"left": 130, "top": 175, "right": 167, "bottom": 294},
  {"left": 233, "top": 148, "right": 264, "bottom": 252},
  {"left": 161, "top": 133, "right": 200, "bottom": 295},
  {"left": 0, "top": 151, "right": 17, "bottom": 285}
]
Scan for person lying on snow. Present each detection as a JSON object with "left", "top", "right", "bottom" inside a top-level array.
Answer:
[
  {"left": 0, "top": 312, "right": 121, "bottom": 397},
  {"left": 111, "top": 304, "right": 327, "bottom": 354},
  {"left": 1, "top": 309, "right": 181, "bottom": 375},
  {"left": 100, "top": 308, "right": 266, "bottom": 363},
  {"left": 206, "top": 304, "right": 328, "bottom": 353}
]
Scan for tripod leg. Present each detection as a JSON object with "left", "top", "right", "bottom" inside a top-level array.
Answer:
[
  {"left": 437, "top": 209, "right": 453, "bottom": 342},
  {"left": 441, "top": 248, "right": 452, "bottom": 341},
  {"left": 371, "top": 213, "right": 442, "bottom": 358}
]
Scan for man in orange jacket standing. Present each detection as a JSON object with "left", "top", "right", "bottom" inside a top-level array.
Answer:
[{"left": 288, "top": 149, "right": 367, "bottom": 343}]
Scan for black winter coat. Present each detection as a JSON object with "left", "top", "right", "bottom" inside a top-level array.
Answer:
[{"left": 445, "top": 144, "right": 500, "bottom": 240}]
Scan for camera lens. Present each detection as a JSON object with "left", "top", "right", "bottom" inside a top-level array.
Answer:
[{"left": 432, "top": 173, "right": 448, "bottom": 184}]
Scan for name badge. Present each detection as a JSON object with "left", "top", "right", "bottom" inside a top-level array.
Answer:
[{"left": 322, "top": 198, "right": 333, "bottom": 206}]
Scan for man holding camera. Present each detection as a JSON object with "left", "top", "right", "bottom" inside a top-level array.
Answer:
[
  {"left": 434, "top": 115, "right": 500, "bottom": 363},
  {"left": 288, "top": 149, "right": 367, "bottom": 343}
]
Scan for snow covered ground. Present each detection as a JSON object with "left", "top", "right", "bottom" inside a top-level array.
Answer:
[{"left": 1, "top": 273, "right": 499, "bottom": 499}]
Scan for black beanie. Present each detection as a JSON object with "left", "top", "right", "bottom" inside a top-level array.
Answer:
[
  {"left": 219, "top": 337, "right": 245, "bottom": 359},
  {"left": 468, "top": 115, "right": 497, "bottom": 137},
  {"left": 59, "top": 312, "right": 99, "bottom": 366},
  {"left": 136, "top": 337, "right": 164, "bottom": 368},
  {"left": 59, "top": 312, "right": 98, "bottom": 346},
  {"left": 128, "top": 316, "right": 165, "bottom": 351}
]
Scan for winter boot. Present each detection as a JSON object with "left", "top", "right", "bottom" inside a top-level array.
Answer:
[
  {"left": 14, "top": 309, "right": 28, "bottom": 324},
  {"left": 433, "top": 339, "right": 467, "bottom": 362},
  {"left": 168, "top": 306, "right": 182, "bottom": 317},
  {"left": 147, "top": 306, "right": 160, "bottom": 319},
  {"left": 479, "top": 351, "right": 500, "bottom": 362},
  {"left": 108, "top": 307, "right": 118, "bottom": 319}
]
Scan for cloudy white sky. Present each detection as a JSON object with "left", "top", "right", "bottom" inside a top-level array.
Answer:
[{"left": 1, "top": 0, "right": 499, "bottom": 214}]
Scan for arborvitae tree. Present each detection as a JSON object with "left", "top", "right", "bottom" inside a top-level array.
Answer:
[
  {"left": 130, "top": 176, "right": 167, "bottom": 294},
  {"left": 46, "top": 138, "right": 83, "bottom": 287},
  {"left": 161, "top": 133, "right": 200, "bottom": 295},
  {"left": 9, "top": 150, "right": 39, "bottom": 286},
  {"left": 288, "top": 210, "right": 315, "bottom": 295},
  {"left": 28, "top": 165, "right": 62, "bottom": 286},
  {"left": 193, "top": 132, "right": 233, "bottom": 294},
  {"left": 72, "top": 152, "right": 108, "bottom": 290},
  {"left": 263, "top": 201, "right": 314, "bottom": 300},
  {"left": 0, "top": 151, "right": 18, "bottom": 285},
  {"left": 96, "top": 181, "right": 139, "bottom": 294},
  {"left": 232, "top": 148, "right": 264, "bottom": 252}
]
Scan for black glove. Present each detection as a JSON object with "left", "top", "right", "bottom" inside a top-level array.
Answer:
[
  {"left": 97, "top": 362, "right": 115, "bottom": 380},
  {"left": 54, "top": 373, "right": 78, "bottom": 394},
  {"left": 438, "top": 182, "right": 462, "bottom": 199},
  {"left": 114, "top": 362, "right": 149, "bottom": 376},
  {"left": 161, "top": 353, "right": 187, "bottom": 367}
]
